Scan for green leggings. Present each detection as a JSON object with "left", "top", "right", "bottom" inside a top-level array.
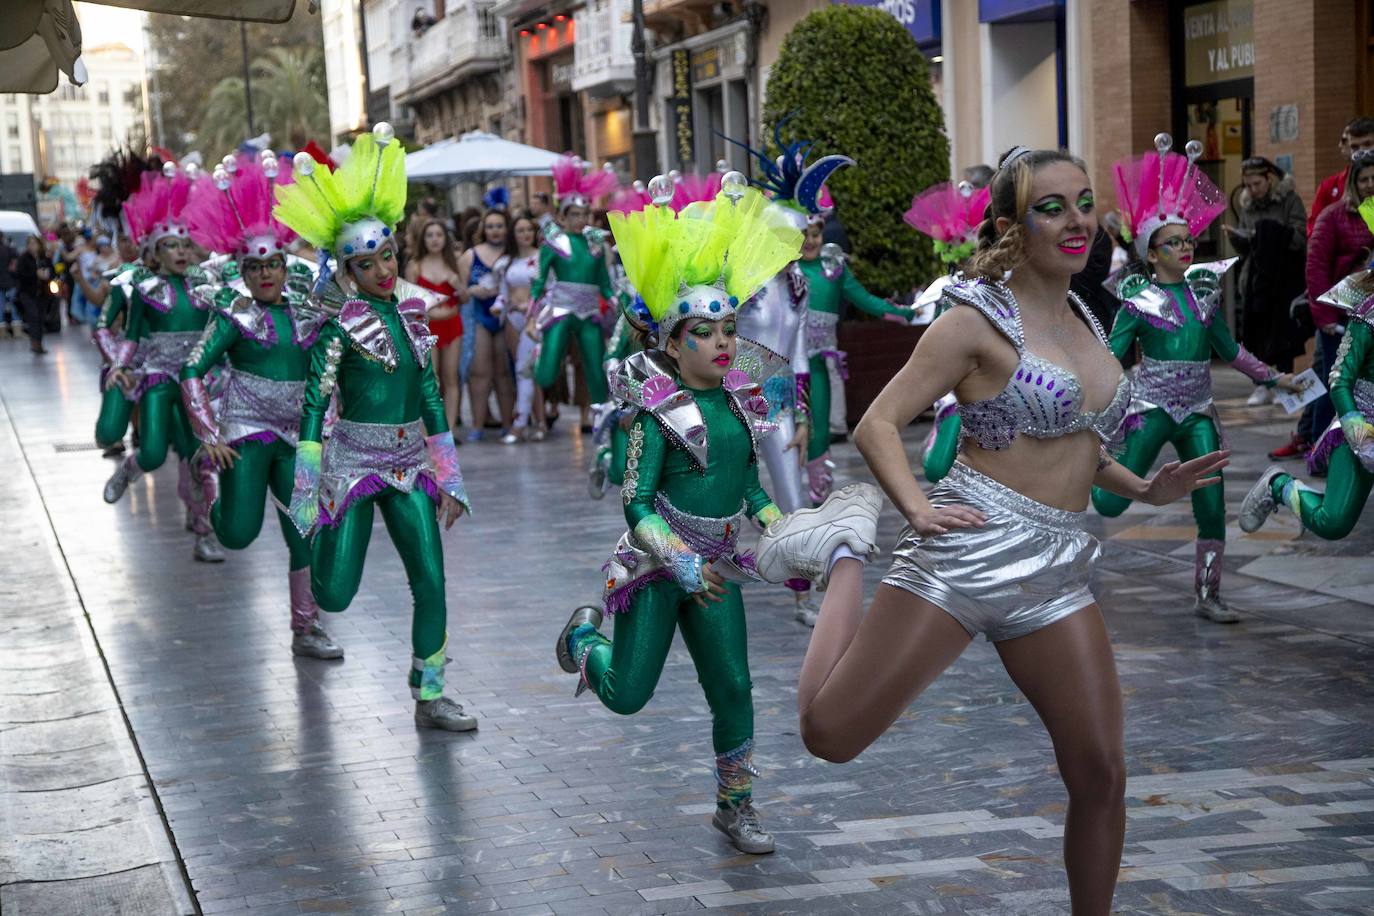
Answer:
[
  {"left": 134, "top": 382, "right": 199, "bottom": 472},
  {"left": 535, "top": 317, "right": 608, "bottom": 402},
  {"left": 607, "top": 423, "right": 629, "bottom": 487},
  {"left": 580, "top": 580, "right": 753, "bottom": 758},
  {"left": 1274, "top": 445, "right": 1374, "bottom": 540},
  {"left": 1092, "top": 409, "right": 1226, "bottom": 540},
  {"left": 923, "top": 413, "right": 961, "bottom": 484},
  {"left": 311, "top": 485, "right": 446, "bottom": 661},
  {"left": 94, "top": 387, "right": 134, "bottom": 449},
  {"left": 807, "top": 354, "right": 831, "bottom": 461},
  {"left": 212, "top": 437, "right": 308, "bottom": 569}
]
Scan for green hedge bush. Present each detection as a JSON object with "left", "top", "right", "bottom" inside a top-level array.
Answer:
[{"left": 763, "top": 6, "right": 949, "bottom": 296}]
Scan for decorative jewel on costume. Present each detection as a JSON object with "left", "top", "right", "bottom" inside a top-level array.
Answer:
[
  {"left": 640, "top": 374, "right": 679, "bottom": 408},
  {"left": 621, "top": 421, "right": 645, "bottom": 505},
  {"left": 319, "top": 337, "right": 343, "bottom": 397}
]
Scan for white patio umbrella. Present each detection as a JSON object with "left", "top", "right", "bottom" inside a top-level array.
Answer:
[{"left": 405, "top": 131, "right": 562, "bottom": 185}]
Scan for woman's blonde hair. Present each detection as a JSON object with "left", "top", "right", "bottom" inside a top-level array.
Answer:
[{"left": 965, "top": 148, "right": 1089, "bottom": 281}]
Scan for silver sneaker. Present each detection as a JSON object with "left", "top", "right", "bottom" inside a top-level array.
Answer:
[
  {"left": 1239, "top": 465, "right": 1286, "bottom": 533},
  {"left": 103, "top": 464, "right": 132, "bottom": 504},
  {"left": 587, "top": 451, "right": 610, "bottom": 500},
  {"left": 193, "top": 533, "right": 226, "bottom": 563},
  {"left": 291, "top": 623, "right": 344, "bottom": 659},
  {"left": 754, "top": 483, "right": 882, "bottom": 588},
  {"left": 712, "top": 801, "right": 775, "bottom": 855},
  {"left": 557, "top": 605, "right": 603, "bottom": 674},
  {"left": 793, "top": 590, "right": 820, "bottom": 628},
  {"left": 414, "top": 696, "right": 478, "bottom": 731},
  {"left": 1194, "top": 592, "right": 1241, "bottom": 624}
]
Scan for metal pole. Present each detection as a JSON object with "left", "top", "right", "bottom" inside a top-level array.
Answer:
[
  {"left": 630, "top": 0, "right": 658, "bottom": 178},
  {"left": 240, "top": 21, "right": 256, "bottom": 137}
]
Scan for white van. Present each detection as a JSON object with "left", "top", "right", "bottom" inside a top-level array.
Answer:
[{"left": 0, "top": 210, "right": 42, "bottom": 251}]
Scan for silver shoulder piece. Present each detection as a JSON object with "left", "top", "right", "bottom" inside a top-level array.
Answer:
[
  {"left": 942, "top": 278, "right": 1023, "bottom": 349},
  {"left": 914, "top": 272, "right": 959, "bottom": 324},
  {"left": 1115, "top": 270, "right": 1182, "bottom": 330},
  {"left": 393, "top": 277, "right": 448, "bottom": 313},
  {"left": 1317, "top": 268, "right": 1374, "bottom": 320},
  {"left": 611, "top": 350, "right": 709, "bottom": 470},
  {"left": 1185, "top": 257, "right": 1236, "bottom": 324}
]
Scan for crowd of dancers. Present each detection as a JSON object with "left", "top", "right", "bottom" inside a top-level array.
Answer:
[{"left": 75, "top": 121, "right": 1374, "bottom": 913}]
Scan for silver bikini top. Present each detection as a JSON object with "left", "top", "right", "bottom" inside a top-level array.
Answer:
[{"left": 945, "top": 279, "right": 1130, "bottom": 452}]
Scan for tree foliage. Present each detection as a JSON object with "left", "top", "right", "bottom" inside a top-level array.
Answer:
[
  {"left": 197, "top": 47, "right": 329, "bottom": 154},
  {"left": 145, "top": 5, "right": 325, "bottom": 156},
  {"left": 762, "top": 6, "right": 949, "bottom": 294}
]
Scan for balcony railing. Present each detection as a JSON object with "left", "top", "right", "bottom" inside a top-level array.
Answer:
[
  {"left": 393, "top": 2, "right": 506, "bottom": 104},
  {"left": 573, "top": 0, "right": 634, "bottom": 96}
]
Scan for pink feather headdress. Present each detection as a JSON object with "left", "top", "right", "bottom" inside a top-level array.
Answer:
[
  {"left": 670, "top": 172, "right": 722, "bottom": 212},
  {"left": 552, "top": 155, "right": 619, "bottom": 210},
  {"left": 1113, "top": 133, "right": 1225, "bottom": 261},
  {"left": 184, "top": 152, "right": 296, "bottom": 258},
  {"left": 904, "top": 180, "right": 991, "bottom": 265},
  {"left": 124, "top": 163, "right": 197, "bottom": 248}
]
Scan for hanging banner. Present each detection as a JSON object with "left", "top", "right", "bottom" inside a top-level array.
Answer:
[{"left": 670, "top": 48, "right": 693, "bottom": 169}]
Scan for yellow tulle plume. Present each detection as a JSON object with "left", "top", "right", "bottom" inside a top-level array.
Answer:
[{"left": 273, "top": 133, "right": 408, "bottom": 250}]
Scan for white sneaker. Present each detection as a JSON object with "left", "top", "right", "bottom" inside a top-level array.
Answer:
[
  {"left": 1246, "top": 386, "right": 1273, "bottom": 407},
  {"left": 754, "top": 483, "right": 882, "bottom": 589},
  {"left": 193, "top": 533, "right": 226, "bottom": 563},
  {"left": 1239, "top": 465, "right": 1286, "bottom": 533}
]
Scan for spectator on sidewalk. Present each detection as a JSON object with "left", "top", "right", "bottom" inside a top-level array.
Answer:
[
  {"left": 0, "top": 235, "right": 16, "bottom": 336},
  {"left": 1226, "top": 157, "right": 1308, "bottom": 429},
  {"left": 15, "top": 235, "right": 55, "bottom": 355},
  {"left": 1308, "top": 117, "right": 1374, "bottom": 235}
]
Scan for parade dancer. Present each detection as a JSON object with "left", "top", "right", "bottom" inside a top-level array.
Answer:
[
  {"left": 1241, "top": 276, "right": 1374, "bottom": 538},
  {"left": 903, "top": 179, "right": 992, "bottom": 483},
  {"left": 555, "top": 182, "right": 837, "bottom": 854},
  {"left": 495, "top": 213, "right": 545, "bottom": 442},
  {"left": 1090, "top": 135, "right": 1290, "bottom": 624},
  {"left": 798, "top": 218, "right": 916, "bottom": 502},
  {"left": 274, "top": 124, "right": 477, "bottom": 730},
  {"left": 101, "top": 161, "right": 226, "bottom": 563},
  {"left": 179, "top": 151, "right": 342, "bottom": 659},
  {"left": 530, "top": 157, "right": 617, "bottom": 406},
  {"left": 758, "top": 148, "right": 1228, "bottom": 915},
  {"left": 90, "top": 147, "right": 159, "bottom": 455}
]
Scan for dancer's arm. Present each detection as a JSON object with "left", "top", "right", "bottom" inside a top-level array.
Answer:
[
  {"left": 529, "top": 246, "right": 555, "bottom": 302},
  {"left": 595, "top": 247, "right": 615, "bottom": 300},
  {"left": 623, "top": 413, "right": 710, "bottom": 595},
  {"left": 1207, "top": 315, "right": 1285, "bottom": 386},
  {"left": 177, "top": 314, "right": 238, "bottom": 459},
  {"left": 1106, "top": 306, "right": 1140, "bottom": 363},
  {"left": 1093, "top": 448, "right": 1229, "bottom": 505},
  {"left": 744, "top": 460, "right": 782, "bottom": 527},
  {"left": 841, "top": 265, "right": 914, "bottom": 319},
  {"left": 1331, "top": 320, "right": 1374, "bottom": 447},
  {"left": 853, "top": 308, "right": 988, "bottom": 535}
]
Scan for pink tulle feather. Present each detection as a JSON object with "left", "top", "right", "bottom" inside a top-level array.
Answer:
[
  {"left": 552, "top": 155, "right": 583, "bottom": 199},
  {"left": 904, "top": 182, "right": 991, "bottom": 243},
  {"left": 671, "top": 173, "right": 722, "bottom": 212},
  {"left": 1112, "top": 150, "right": 1225, "bottom": 243},
  {"left": 607, "top": 186, "right": 651, "bottom": 214},
  {"left": 184, "top": 154, "right": 297, "bottom": 255},
  {"left": 576, "top": 167, "right": 619, "bottom": 204},
  {"left": 124, "top": 169, "right": 194, "bottom": 245}
]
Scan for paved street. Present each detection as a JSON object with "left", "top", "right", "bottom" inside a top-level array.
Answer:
[{"left": 2, "top": 328, "right": 1373, "bottom": 916}]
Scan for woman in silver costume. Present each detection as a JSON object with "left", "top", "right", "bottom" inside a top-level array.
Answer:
[{"left": 756, "top": 148, "right": 1228, "bottom": 915}]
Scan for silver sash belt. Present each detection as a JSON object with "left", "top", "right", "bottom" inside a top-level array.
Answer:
[
  {"left": 220, "top": 371, "right": 304, "bottom": 447},
  {"left": 138, "top": 331, "right": 202, "bottom": 380},
  {"left": 321, "top": 418, "right": 429, "bottom": 516},
  {"left": 1129, "top": 356, "right": 1213, "bottom": 423},
  {"left": 537, "top": 280, "right": 602, "bottom": 329}
]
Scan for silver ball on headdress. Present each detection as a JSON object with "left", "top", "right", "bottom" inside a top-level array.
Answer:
[
  {"left": 715, "top": 159, "right": 728, "bottom": 173},
  {"left": 667, "top": 169, "right": 681, "bottom": 183},
  {"left": 262, "top": 154, "right": 280, "bottom": 178},
  {"left": 292, "top": 151, "right": 316, "bottom": 177},
  {"left": 259, "top": 147, "right": 275, "bottom": 164},
  {"left": 221, "top": 154, "right": 238, "bottom": 174},
  {"left": 184, "top": 162, "right": 201, "bottom": 181},
  {"left": 957, "top": 180, "right": 974, "bottom": 198},
  {"left": 721, "top": 170, "right": 748, "bottom": 202},
  {"left": 1154, "top": 133, "right": 1173, "bottom": 155},
  {"left": 213, "top": 166, "right": 231, "bottom": 191},
  {"left": 372, "top": 121, "right": 395, "bottom": 145},
  {"left": 1184, "top": 139, "right": 1204, "bottom": 161},
  {"left": 602, "top": 161, "right": 615, "bottom": 173},
  {"left": 647, "top": 175, "right": 675, "bottom": 207},
  {"left": 161, "top": 161, "right": 177, "bottom": 178},
  {"left": 632, "top": 179, "right": 645, "bottom": 193}
]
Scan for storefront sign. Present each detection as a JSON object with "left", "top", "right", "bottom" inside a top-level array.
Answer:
[
  {"left": 670, "top": 49, "right": 693, "bottom": 168},
  {"left": 693, "top": 46, "right": 721, "bottom": 83},
  {"left": 838, "top": 1, "right": 940, "bottom": 48},
  {"left": 551, "top": 61, "right": 576, "bottom": 90},
  {"left": 1182, "top": 0, "right": 1254, "bottom": 87}
]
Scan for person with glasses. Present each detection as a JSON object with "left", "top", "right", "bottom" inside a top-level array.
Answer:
[
  {"left": 100, "top": 163, "right": 227, "bottom": 564},
  {"left": 1093, "top": 135, "right": 1292, "bottom": 624},
  {"left": 177, "top": 151, "right": 343, "bottom": 660}
]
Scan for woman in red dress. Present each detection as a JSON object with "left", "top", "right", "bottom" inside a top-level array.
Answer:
[{"left": 405, "top": 218, "right": 464, "bottom": 432}]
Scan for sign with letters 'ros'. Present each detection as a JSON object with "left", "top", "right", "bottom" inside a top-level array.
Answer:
[{"left": 1182, "top": 0, "right": 1254, "bottom": 87}]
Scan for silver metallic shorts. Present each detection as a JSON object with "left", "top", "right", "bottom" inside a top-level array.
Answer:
[{"left": 882, "top": 462, "right": 1100, "bottom": 642}]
